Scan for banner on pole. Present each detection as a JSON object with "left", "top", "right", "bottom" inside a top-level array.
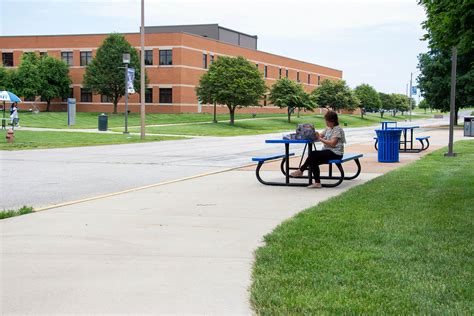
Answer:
[
  {"left": 127, "top": 68, "right": 135, "bottom": 94},
  {"left": 411, "top": 86, "right": 417, "bottom": 96}
]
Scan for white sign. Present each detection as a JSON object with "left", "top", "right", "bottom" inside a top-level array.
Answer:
[{"left": 67, "top": 98, "right": 76, "bottom": 126}]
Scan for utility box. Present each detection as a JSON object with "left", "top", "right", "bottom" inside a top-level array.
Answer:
[{"left": 464, "top": 116, "right": 474, "bottom": 137}]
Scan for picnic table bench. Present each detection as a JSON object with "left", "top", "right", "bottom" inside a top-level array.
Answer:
[{"left": 252, "top": 139, "right": 363, "bottom": 187}]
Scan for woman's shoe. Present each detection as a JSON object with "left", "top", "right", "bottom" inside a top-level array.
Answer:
[
  {"left": 307, "top": 183, "right": 322, "bottom": 189},
  {"left": 290, "top": 170, "right": 303, "bottom": 177}
]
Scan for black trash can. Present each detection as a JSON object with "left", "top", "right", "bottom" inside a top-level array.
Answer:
[
  {"left": 98, "top": 113, "right": 108, "bottom": 131},
  {"left": 376, "top": 129, "right": 402, "bottom": 163}
]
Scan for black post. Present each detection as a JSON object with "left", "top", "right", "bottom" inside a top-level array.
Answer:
[
  {"left": 213, "top": 101, "right": 217, "bottom": 123},
  {"left": 445, "top": 46, "right": 457, "bottom": 157}
]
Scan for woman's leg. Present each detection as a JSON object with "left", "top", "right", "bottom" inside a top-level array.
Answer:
[{"left": 310, "top": 150, "right": 342, "bottom": 183}]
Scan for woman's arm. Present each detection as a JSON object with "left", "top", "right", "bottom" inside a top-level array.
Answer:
[{"left": 319, "top": 137, "right": 338, "bottom": 147}]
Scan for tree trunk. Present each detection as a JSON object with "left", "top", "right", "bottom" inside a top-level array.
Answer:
[
  {"left": 455, "top": 108, "right": 459, "bottom": 125},
  {"left": 360, "top": 107, "right": 364, "bottom": 119},
  {"left": 113, "top": 101, "right": 118, "bottom": 114},
  {"left": 287, "top": 107, "right": 291, "bottom": 123},
  {"left": 228, "top": 106, "right": 235, "bottom": 125},
  {"left": 46, "top": 100, "right": 51, "bottom": 112},
  {"left": 380, "top": 111, "right": 384, "bottom": 118}
]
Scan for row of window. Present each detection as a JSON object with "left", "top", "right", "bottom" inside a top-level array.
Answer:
[
  {"left": 75, "top": 87, "right": 172, "bottom": 103},
  {"left": 1, "top": 49, "right": 174, "bottom": 67},
  {"left": 2, "top": 51, "right": 322, "bottom": 84}
]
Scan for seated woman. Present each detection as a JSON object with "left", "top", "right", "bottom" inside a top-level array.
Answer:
[{"left": 290, "top": 110, "right": 346, "bottom": 188}]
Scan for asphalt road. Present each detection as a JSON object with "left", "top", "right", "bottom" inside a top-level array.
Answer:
[{"left": 0, "top": 115, "right": 455, "bottom": 210}]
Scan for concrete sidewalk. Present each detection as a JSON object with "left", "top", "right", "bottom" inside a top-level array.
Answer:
[{"left": 1, "top": 128, "right": 469, "bottom": 314}]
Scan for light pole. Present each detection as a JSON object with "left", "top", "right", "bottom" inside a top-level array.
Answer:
[
  {"left": 123, "top": 53, "right": 131, "bottom": 134},
  {"left": 140, "top": 0, "right": 145, "bottom": 139}
]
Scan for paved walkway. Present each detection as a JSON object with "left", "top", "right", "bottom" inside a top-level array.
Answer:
[{"left": 1, "top": 127, "right": 469, "bottom": 314}]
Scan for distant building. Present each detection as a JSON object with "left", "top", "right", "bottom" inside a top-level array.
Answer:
[{"left": 0, "top": 24, "right": 342, "bottom": 114}]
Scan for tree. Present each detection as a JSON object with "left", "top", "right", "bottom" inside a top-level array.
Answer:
[
  {"left": 312, "top": 79, "right": 359, "bottom": 112},
  {"left": 0, "top": 66, "right": 13, "bottom": 91},
  {"left": 378, "top": 92, "right": 395, "bottom": 118},
  {"left": 354, "top": 83, "right": 381, "bottom": 118},
  {"left": 418, "top": 99, "right": 429, "bottom": 113},
  {"left": 12, "top": 52, "right": 41, "bottom": 100},
  {"left": 391, "top": 94, "right": 409, "bottom": 116},
  {"left": 196, "top": 56, "right": 266, "bottom": 124},
  {"left": 419, "top": 0, "right": 473, "bottom": 54},
  {"left": 83, "top": 33, "right": 143, "bottom": 114},
  {"left": 268, "top": 78, "right": 316, "bottom": 123},
  {"left": 38, "top": 56, "right": 71, "bottom": 112},
  {"left": 417, "top": 49, "right": 473, "bottom": 124}
]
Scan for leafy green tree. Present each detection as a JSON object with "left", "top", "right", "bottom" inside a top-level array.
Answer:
[
  {"left": 268, "top": 78, "right": 315, "bottom": 123},
  {"left": 83, "top": 33, "right": 143, "bottom": 114},
  {"left": 312, "top": 79, "right": 359, "bottom": 112},
  {"left": 378, "top": 92, "right": 395, "bottom": 118},
  {"left": 0, "top": 66, "right": 13, "bottom": 91},
  {"left": 38, "top": 56, "right": 71, "bottom": 112},
  {"left": 196, "top": 56, "right": 266, "bottom": 124},
  {"left": 417, "top": 49, "right": 473, "bottom": 124},
  {"left": 354, "top": 83, "right": 381, "bottom": 118},
  {"left": 12, "top": 52, "right": 41, "bottom": 100},
  {"left": 390, "top": 94, "right": 410, "bottom": 116},
  {"left": 418, "top": 99, "right": 429, "bottom": 113},
  {"left": 419, "top": 0, "right": 473, "bottom": 54}
]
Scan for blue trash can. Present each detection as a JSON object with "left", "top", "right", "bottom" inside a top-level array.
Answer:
[{"left": 376, "top": 129, "right": 402, "bottom": 163}]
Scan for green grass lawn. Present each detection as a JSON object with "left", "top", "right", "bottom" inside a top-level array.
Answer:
[
  {"left": 251, "top": 140, "right": 474, "bottom": 314},
  {"left": 0, "top": 130, "right": 182, "bottom": 150},
  {"left": 122, "top": 113, "right": 424, "bottom": 136},
  {"left": 11, "top": 111, "right": 284, "bottom": 129}
]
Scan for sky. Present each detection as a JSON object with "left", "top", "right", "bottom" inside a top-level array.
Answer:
[{"left": 0, "top": 0, "right": 429, "bottom": 94}]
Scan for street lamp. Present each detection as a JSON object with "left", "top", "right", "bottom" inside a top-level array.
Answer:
[{"left": 123, "top": 53, "right": 130, "bottom": 134}]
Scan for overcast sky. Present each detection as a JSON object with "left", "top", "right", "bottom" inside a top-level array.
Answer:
[{"left": 0, "top": 0, "right": 428, "bottom": 94}]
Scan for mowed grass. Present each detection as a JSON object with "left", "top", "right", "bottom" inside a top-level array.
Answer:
[
  {"left": 12, "top": 111, "right": 284, "bottom": 129},
  {"left": 251, "top": 140, "right": 474, "bottom": 314},
  {"left": 0, "top": 130, "right": 182, "bottom": 150},
  {"left": 124, "top": 113, "right": 420, "bottom": 136}
]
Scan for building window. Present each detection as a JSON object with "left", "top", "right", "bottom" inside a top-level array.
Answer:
[
  {"left": 101, "top": 94, "right": 111, "bottom": 103},
  {"left": 159, "top": 50, "right": 172, "bottom": 65},
  {"left": 159, "top": 88, "right": 172, "bottom": 103},
  {"left": 210, "top": 55, "right": 214, "bottom": 64},
  {"left": 61, "top": 52, "right": 73, "bottom": 66},
  {"left": 264, "top": 65, "right": 268, "bottom": 78},
  {"left": 318, "top": 75, "right": 321, "bottom": 85},
  {"left": 308, "top": 74, "right": 311, "bottom": 84},
  {"left": 202, "top": 53, "right": 208, "bottom": 69},
  {"left": 145, "top": 50, "right": 153, "bottom": 65},
  {"left": 40, "top": 52, "right": 48, "bottom": 58},
  {"left": 285, "top": 69, "right": 289, "bottom": 78},
  {"left": 2, "top": 53, "right": 13, "bottom": 67},
  {"left": 80, "top": 51, "right": 92, "bottom": 66},
  {"left": 81, "top": 88, "right": 92, "bottom": 102},
  {"left": 62, "top": 88, "right": 74, "bottom": 102},
  {"left": 145, "top": 88, "right": 153, "bottom": 103},
  {"left": 279, "top": 68, "right": 282, "bottom": 79},
  {"left": 297, "top": 72, "right": 300, "bottom": 82}
]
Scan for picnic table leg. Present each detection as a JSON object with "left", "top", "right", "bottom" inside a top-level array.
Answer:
[
  {"left": 285, "top": 143, "right": 290, "bottom": 184},
  {"left": 410, "top": 128, "right": 414, "bottom": 150},
  {"left": 403, "top": 129, "right": 407, "bottom": 152}
]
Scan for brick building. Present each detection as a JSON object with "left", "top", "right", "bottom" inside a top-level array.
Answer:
[{"left": 0, "top": 24, "right": 342, "bottom": 114}]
